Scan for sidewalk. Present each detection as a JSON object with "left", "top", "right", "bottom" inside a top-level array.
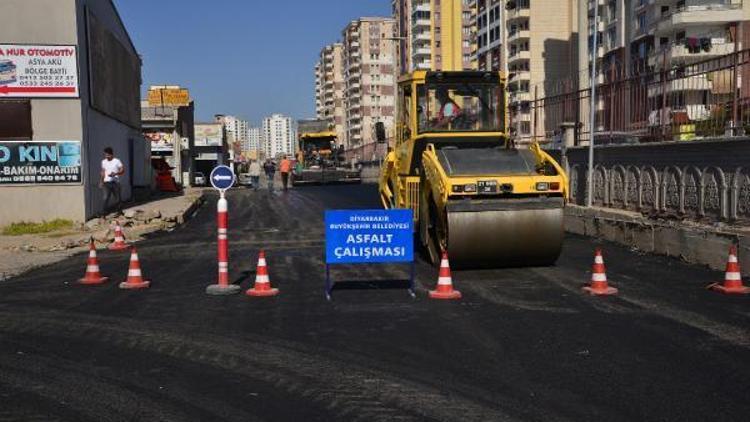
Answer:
[{"left": 0, "top": 189, "right": 206, "bottom": 281}]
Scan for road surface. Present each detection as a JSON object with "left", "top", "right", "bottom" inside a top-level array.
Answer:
[{"left": 1, "top": 185, "right": 749, "bottom": 421}]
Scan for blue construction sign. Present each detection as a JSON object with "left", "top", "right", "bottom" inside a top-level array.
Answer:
[
  {"left": 210, "top": 165, "right": 235, "bottom": 191},
  {"left": 325, "top": 209, "right": 414, "bottom": 264},
  {"left": 324, "top": 209, "right": 415, "bottom": 299}
]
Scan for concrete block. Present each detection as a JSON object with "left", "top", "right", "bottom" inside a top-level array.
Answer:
[
  {"left": 564, "top": 214, "right": 586, "bottom": 234},
  {"left": 652, "top": 226, "right": 683, "bottom": 259},
  {"left": 630, "top": 223, "right": 655, "bottom": 253},
  {"left": 739, "top": 237, "right": 750, "bottom": 277}
]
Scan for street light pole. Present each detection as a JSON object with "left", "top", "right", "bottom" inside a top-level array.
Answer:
[{"left": 587, "top": 1, "right": 599, "bottom": 207}]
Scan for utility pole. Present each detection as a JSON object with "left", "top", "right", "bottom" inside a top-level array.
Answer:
[{"left": 587, "top": 1, "right": 599, "bottom": 207}]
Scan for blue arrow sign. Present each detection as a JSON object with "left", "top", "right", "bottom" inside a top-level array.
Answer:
[{"left": 210, "top": 165, "right": 235, "bottom": 191}]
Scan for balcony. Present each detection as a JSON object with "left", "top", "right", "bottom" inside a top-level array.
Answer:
[
  {"left": 414, "top": 31, "right": 431, "bottom": 42},
  {"left": 413, "top": 2, "right": 430, "bottom": 13},
  {"left": 509, "top": 91, "right": 531, "bottom": 104},
  {"left": 647, "top": 74, "right": 713, "bottom": 97},
  {"left": 507, "top": 29, "right": 530, "bottom": 43},
  {"left": 655, "top": 4, "right": 743, "bottom": 35},
  {"left": 507, "top": 70, "right": 530, "bottom": 85},
  {"left": 508, "top": 50, "right": 531, "bottom": 63},
  {"left": 506, "top": 1, "right": 530, "bottom": 21},
  {"left": 413, "top": 17, "right": 431, "bottom": 28},
  {"left": 413, "top": 46, "right": 432, "bottom": 57},
  {"left": 649, "top": 40, "right": 736, "bottom": 66}
]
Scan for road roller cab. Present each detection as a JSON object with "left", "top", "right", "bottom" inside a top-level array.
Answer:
[{"left": 379, "top": 70, "right": 569, "bottom": 267}]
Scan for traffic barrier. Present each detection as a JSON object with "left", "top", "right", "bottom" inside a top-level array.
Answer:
[
  {"left": 206, "top": 193, "right": 241, "bottom": 295},
  {"left": 108, "top": 221, "right": 129, "bottom": 251},
  {"left": 246, "top": 250, "right": 280, "bottom": 297},
  {"left": 428, "top": 251, "right": 461, "bottom": 300},
  {"left": 708, "top": 245, "right": 749, "bottom": 295},
  {"left": 119, "top": 247, "right": 151, "bottom": 290},
  {"left": 78, "top": 238, "right": 108, "bottom": 285},
  {"left": 582, "top": 248, "right": 618, "bottom": 296}
]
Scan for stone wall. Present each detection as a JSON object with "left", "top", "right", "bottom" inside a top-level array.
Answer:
[{"left": 557, "top": 138, "right": 750, "bottom": 223}]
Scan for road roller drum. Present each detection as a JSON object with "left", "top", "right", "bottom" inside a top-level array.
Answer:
[{"left": 445, "top": 197, "right": 565, "bottom": 268}]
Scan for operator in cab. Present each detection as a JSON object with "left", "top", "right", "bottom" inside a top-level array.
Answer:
[{"left": 437, "top": 88, "right": 461, "bottom": 127}]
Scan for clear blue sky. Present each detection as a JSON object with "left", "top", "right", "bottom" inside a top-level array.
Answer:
[{"left": 114, "top": 0, "right": 390, "bottom": 125}]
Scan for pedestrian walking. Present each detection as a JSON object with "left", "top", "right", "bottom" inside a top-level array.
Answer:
[
  {"left": 280, "top": 156, "right": 292, "bottom": 191},
  {"left": 248, "top": 160, "right": 261, "bottom": 191},
  {"left": 100, "top": 147, "right": 125, "bottom": 216},
  {"left": 263, "top": 159, "right": 276, "bottom": 192}
]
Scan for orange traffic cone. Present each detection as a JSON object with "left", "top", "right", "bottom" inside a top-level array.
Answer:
[
  {"left": 246, "top": 250, "right": 279, "bottom": 297},
  {"left": 429, "top": 251, "right": 462, "bottom": 300},
  {"left": 583, "top": 249, "right": 618, "bottom": 296},
  {"left": 78, "top": 238, "right": 108, "bottom": 285},
  {"left": 708, "top": 246, "right": 749, "bottom": 295},
  {"left": 119, "top": 247, "right": 151, "bottom": 290},
  {"left": 108, "top": 221, "right": 129, "bottom": 251}
]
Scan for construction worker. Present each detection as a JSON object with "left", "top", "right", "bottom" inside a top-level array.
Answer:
[
  {"left": 263, "top": 159, "right": 276, "bottom": 192},
  {"left": 279, "top": 155, "right": 292, "bottom": 191}
]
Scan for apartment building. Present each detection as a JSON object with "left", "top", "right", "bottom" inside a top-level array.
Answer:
[
  {"left": 315, "top": 61, "right": 323, "bottom": 118},
  {"left": 247, "top": 127, "right": 261, "bottom": 154},
  {"left": 392, "top": 0, "right": 412, "bottom": 74},
  {"left": 506, "top": 0, "right": 579, "bottom": 143},
  {"left": 393, "top": 0, "right": 477, "bottom": 73},
  {"left": 314, "top": 43, "right": 347, "bottom": 142},
  {"left": 639, "top": 0, "right": 745, "bottom": 70},
  {"left": 477, "top": 0, "right": 504, "bottom": 71},
  {"left": 215, "top": 115, "right": 248, "bottom": 151},
  {"left": 342, "top": 17, "right": 397, "bottom": 147},
  {"left": 578, "top": 0, "right": 632, "bottom": 81},
  {"left": 262, "top": 113, "right": 295, "bottom": 158}
]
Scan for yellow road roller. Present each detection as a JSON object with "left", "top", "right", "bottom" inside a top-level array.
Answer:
[{"left": 378, "top": 70, "right": 569, "bottom": 268}]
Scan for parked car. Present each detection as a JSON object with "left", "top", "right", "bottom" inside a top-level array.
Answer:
[
  {"left": 237, "top": 173, "right": 253, "bottom": 188},
  {"left": 194, "top": 172, "right": 206, "bottom": 186}
]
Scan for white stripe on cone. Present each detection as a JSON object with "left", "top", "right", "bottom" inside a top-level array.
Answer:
[
  {"left": 89, "top": 250, "right": 96, "bottom": 258},
  {"left": 258, "top": 259, "right": 267, "bottom": 266},
  {"left": 86, "top": 265, "right": 100, "bottom": 272},
  {"left": 728, "top": 255, "right": 738, "bottom": 263},
  {"left": 595, "top": 255, "right": 604, "bottom": 264},
  {"left": 255, "top": 275, "right": 270, "bottom": 283},
  {"left": 437, "top": 277, "right": 453, "bottom": 285},
  {"left": 128, "top": 269, "right": 142, "bottom": 277},
  {"left": 592, "top": 273, "right": 608, "bottom": 282},
  {"left": 725, "top": 272, "right": 742, "bottom": 281}
]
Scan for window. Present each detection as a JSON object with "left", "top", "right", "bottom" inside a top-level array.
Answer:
[
  {"left": 607, "top": 27, "right": 617, "bottom": 49},
  {"left": 637, "top": 13, "right": 647, "bottom": 30},
  {"left": 417, "top": 82, "right": 504, "bottom": 133},
  {"left": 0, "top": 100, "right": 32, "bottom": 140}
]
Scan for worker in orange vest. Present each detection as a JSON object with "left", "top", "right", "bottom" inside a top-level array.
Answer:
[{"left": 279, "top": 156, "right": 292, "bottom": 191}]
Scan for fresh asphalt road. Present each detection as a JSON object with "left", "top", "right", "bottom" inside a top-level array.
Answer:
[{"left": 1, "top": 184, "right": 749, "bottom": 422}]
